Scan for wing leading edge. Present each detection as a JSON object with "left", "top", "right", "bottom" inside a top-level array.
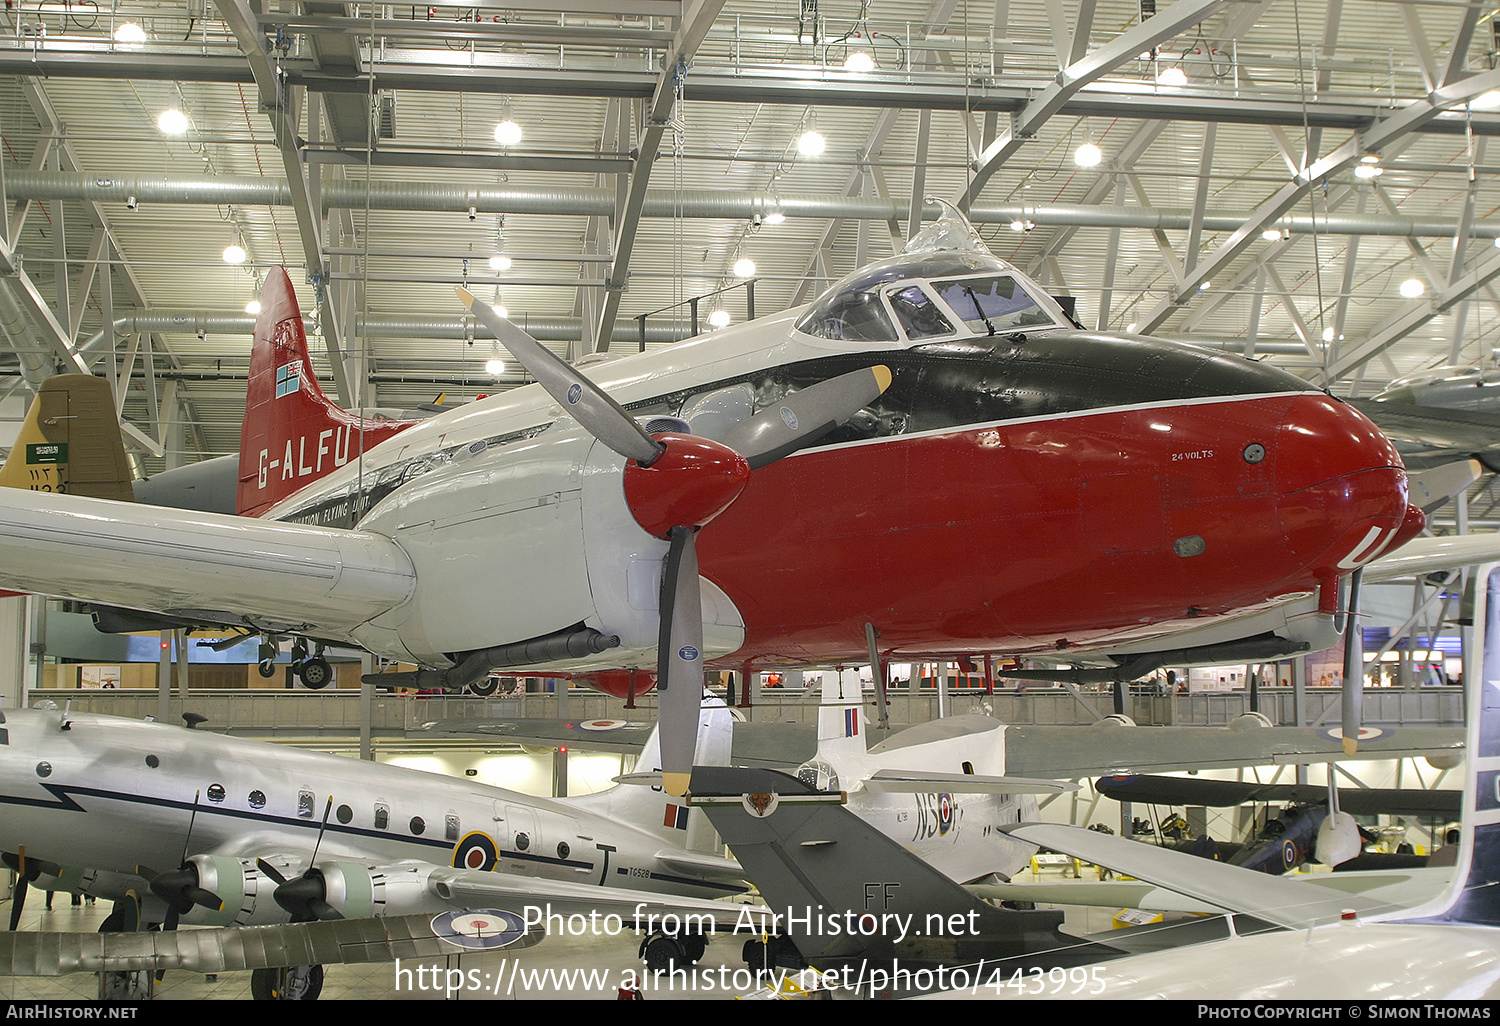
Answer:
[{"left": 0, "top": 488, "right": 414, "bottom": 636}]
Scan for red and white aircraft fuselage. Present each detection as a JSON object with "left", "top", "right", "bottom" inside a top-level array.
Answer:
[{"left": 0, "top": 218, "right": 1419, "bottom": 691}]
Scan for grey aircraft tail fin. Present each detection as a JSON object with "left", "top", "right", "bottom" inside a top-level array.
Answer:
[{"left": 688, "top": 765, "right": 1118, "bottom": 976}]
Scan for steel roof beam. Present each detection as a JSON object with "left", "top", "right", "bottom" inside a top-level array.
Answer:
[
  {"left": 11, "top": 49, "right": 1500, "bottom": 137},
  {"left": 593, "top": 0, "right": 728, "bottom": 350},
  {"left": 957, "top": 0, "right": 1235, "bottom": 208},
  {"left": 214, "top": 0, "right": 353, "bottom": 407},
  {"left": 1135, "top": 65, "right": 1500, "bottom": 335}
]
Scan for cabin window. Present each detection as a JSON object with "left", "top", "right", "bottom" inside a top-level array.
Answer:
[
  {"left": 932, "top": 275, "right": 1054, "bottom": 334},
  {"left": 445, "top": 814, "right": 460, "bottom": 842},
  {"left": 207, "top": 784, "right": 225, "bottom": 803},
  {"left": 248, "top": 790, "right": 266, "bottom": 809},
  {"left": 410, "top": 816, "right": 426, "bottom": 836},
  {"left": 374, "top": 802, "right": 389, "bottom": 829},
  {"left": 298, "top": 790, "right": 315, "bottom": 818},
  {"left": 887, "top": 285, "right": 954, "bottom": 340},
  {"left": 337, "top": 804, "right": 353, "bottom": 824},
  {"left": 795, "top": 290, "right": 898, "bottom": 343}
]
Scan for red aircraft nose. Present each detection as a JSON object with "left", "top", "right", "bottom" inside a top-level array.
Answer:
[{"left": 1273, "top": 394, "right": 1410, "bottom": 581}]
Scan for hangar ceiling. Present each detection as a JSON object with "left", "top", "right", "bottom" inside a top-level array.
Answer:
[{"left": 3, "top": 0, "right": 1500, "bottom": 475}]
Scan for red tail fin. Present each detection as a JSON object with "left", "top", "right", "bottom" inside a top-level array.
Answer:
[{"left": 236, "top": 268, "right": 409, "bottom": 517}]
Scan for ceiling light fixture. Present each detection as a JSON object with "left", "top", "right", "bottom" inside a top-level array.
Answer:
[
  {"left": 245, "top": 300, "right": 262, "bottom": 315},
  {"left": 223, "top": 244, "right": 247, "bottom": 265},
  {"left": 798, "top": 129, "right": 826, "bottom": 157},
  {"left": 485, "top": 357, "right": 506, "bottom": 376},
  {"left": 1399, "top": 278, "right": 1426, "bottom": 298},
  {"left": 494, "top": 119, "right": 523, "bottom": 147},
  {"left": 1354, "top": 163, "right": 1383, "bottom": 179},
  {"left": 733, "top": 257, "right": 756, "bottom": 278},
  {"left": 113, "top": 21, "right": 146, "bottom": 44},
  {"left": 763, "top": 211, "right": 786, "bottom": 225},
  {"left": 1074, "top": 142, "right": 1103, "bottom": 167},
  {"left": 1155, "top": 66, "right": 1187, "bottom": 86},
  {"left": 708, "top": 309, "right": 731, "bottom": 328},
  {"left": 843, "top": 50, "right": 875, "bottom": 72},
  {"left": 157, "top": 108, "right": 189, "bottom": 135},
  {"left": 488, "top": 254, "right": 512, "bottom": 272}
]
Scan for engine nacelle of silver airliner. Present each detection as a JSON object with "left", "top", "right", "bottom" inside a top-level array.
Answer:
[
  {"left": 315, "top": 860, "right": 451, "bottom": 919},
  {"left": 173, "top": 854, "right": 289, "bottom": 927}
]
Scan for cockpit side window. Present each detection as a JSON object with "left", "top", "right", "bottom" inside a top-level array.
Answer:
[
  {"left": 795, "top": 290, "right": 898, "bottom": 343},
  {"left": 886, "top": 285, "right": 954, "bottom": 340},
  {"left": 933, "top": 275, "right": 1055, "bottom": 335}
]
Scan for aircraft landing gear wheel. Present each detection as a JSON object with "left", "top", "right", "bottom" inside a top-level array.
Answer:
[
  {"left": 297, "top": 656, "right": 333, "bottom": 690},
  {"left": 466, "top": 676, "right": 498, "bottom": 697},
  {"left": 681, "top": 932, "right": 707, "bottom": 963},
  {"left": 641, "top": 933, "right": 683, "bottom": 974},
  {"left": 743, "top": 936, "right": 775, "bottom": 975},
  {"left": 251, "top": 964, "right": 324, "bottom": 1001},
  {"left": 258, "top": 659, "right": 277, "bottom": 678}
]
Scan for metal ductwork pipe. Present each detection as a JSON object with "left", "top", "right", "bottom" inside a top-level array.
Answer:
[
  {"left": 8, "top": 171, "right": 1499, "bottom": 240},
  {"left": 0, "top": 283, "right": 56, "bottom": 391},
  {"left": 78, "top": 312, "right": 688, "bottom": 356}
]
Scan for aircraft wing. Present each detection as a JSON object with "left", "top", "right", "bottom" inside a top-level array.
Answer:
[
  {"left": 0, "top": 867, "right": 773, "bottom": 977},
  {"left": 1002, "top": 823, "right": 1417, "bottom": 930},
  {"left": 1002, "top": 723, "right": 1463, "bottom": 779},
  {"left": 1347, "top": 399, "right": 1500, "bottom": 471},
  {"left": 422, "top": 716, "right": 821, "bottom": 768},
  {"left": 1093, "top": 773, "right": 1461, "bottom": 815},
  {"left": 0, "top": 488, "right": 414, "bottom": 636},
  {"left": 970, "top": 865, "right": 1450, "bottom": 918}
]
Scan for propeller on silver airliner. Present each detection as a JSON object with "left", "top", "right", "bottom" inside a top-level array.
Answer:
[
  {"left": 458, "top": 288, "right": 891, "bottom": 796},
  {"left": 258, "top": 797, "right": 343, "bottom": 922}
]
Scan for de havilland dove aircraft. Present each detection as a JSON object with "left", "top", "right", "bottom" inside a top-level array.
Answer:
[
  {"left": 0, "top": 696, "right": 763, "bottom": 997},
  {"left": 0, "top": 207, "right": 1487, "bottom": 792}
]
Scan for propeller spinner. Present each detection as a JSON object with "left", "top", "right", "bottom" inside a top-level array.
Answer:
[{"left": 458, "top": 289, "right": 890, "bottom": 795}]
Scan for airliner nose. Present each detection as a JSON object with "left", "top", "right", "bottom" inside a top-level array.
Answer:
[{"left": 1274, "top": 394, "right": 1409, "bottom": 581}]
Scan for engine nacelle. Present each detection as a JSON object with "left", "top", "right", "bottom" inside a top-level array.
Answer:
[
  {"left": 173, "top": 854, "right": 292, "bottom": 927},
  {"left": 316, "top": 861, "right": 450, "bottom": 919}
]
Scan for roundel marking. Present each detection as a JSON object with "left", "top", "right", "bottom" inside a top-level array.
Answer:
[
  {"left": 938, "top": 793, "right": 954, "bottom": 835},
  {"left": 678, "top": 645, "right": 700, "bottom": 662},
  {"left": 580, "top": 719, "right": 628, "bottom": 732},
  {"left": 452, "top": 831, "right": 499, "bottom": 873},
  {"left": 566, "top": 383, "right": 583, "bottom": 405},
  {"left": 1317, "top": 726, "right": 1386, "bottom": 744},
  {"left": 431, "top": 909, "right": 528, "bottom": 951},
  {"left": 1281, "top": 840, "right": 1298, "bottom": 871}
]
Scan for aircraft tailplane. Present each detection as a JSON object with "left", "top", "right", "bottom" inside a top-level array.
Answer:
[
  {"left": 815, "top": 671, "right": 869, "bottom": 765},
  {"left": 572, "top": 692, "right": 734, "bottom": 854},
  {"left": 236, "top": 268, "right": 408, "bottom": 517},
  {"left": 0, "top": 374, "right": 134, "bottom": 503}
]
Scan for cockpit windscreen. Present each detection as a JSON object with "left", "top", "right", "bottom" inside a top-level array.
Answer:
[{"left": 932, "top": 275, "right": 1054, "bottom": 335}]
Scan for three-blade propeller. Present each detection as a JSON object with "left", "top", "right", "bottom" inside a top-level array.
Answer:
[{"left": 458, "top": 289, "right": 891, "bottom": 795}]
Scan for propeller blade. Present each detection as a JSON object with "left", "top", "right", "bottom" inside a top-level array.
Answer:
[
  {"left": 1341, "top": 567, "right": 1365, "bottom": 756},
  {"left": 272, "top": 870, "right": 343, "bottom": 923},
  {"left": 721, "top": 364, "right": 893, "bottom": 469},
  {"left": 256, "top": 858, "right": 289, "bottom": 886},
  {"left": 8, "top": 874, "right": 26, "bottom": 931},
  {"left": 458, "top": 287, "right": 664, "bottom": 466},
  {"left": 657, "top": 525, "right": 704, "bottom": 798}
]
